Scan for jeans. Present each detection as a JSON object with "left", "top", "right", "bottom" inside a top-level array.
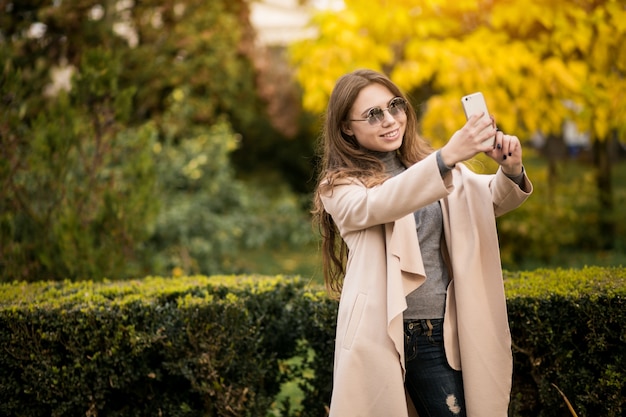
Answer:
[{"left": 404, "top": 319, "right": 467, "bottom": 417}]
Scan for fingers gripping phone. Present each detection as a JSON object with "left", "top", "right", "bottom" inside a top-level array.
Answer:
[{"left": 461, "top": 92, "right": 496, "bottom": 148}]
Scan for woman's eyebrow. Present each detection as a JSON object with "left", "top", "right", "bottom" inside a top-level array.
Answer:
[
  {"left": 358, "top": 106, "right": 376, "bottom": 117},
  {"left": 358, "top": 97, "right": 396, "bottom": 117}
]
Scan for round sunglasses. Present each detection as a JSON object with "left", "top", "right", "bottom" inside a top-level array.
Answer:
[{"left": 349, "top": 97, "right": 408, "bottom": 126}]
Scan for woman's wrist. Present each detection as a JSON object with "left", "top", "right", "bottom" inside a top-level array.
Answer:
[
  {"left": 437, "top": 149, "right": 456, "bottom": 169},
  {"left": 502, "top": 166, "right": 525, "bottom": 186},
  {"left": 501, "top": 164, "right": 523, "bottom": 177}
]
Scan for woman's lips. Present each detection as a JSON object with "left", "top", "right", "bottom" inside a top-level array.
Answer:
[{"left": 381, "top": 128, "right": 400, "bottom": 139}]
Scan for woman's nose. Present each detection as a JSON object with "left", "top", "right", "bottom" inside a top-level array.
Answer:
[{"left": 381, "top": 109, "right": 396, "bottom": 125}]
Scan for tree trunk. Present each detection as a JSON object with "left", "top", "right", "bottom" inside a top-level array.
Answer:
[
  {"left": 592, "top": 137, "right": 614, "bottom": 250},
  {"left": 543, "top": 134, "right": 565, "bottom": 205}
]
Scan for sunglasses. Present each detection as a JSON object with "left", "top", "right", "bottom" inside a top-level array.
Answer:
[{"left": 349, "top": 97, "right": 408, "bottom": 126}]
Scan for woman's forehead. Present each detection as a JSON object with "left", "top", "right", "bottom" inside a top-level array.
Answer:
[{"left": 351, "top": 83, "right": 395, "bottom": 113}]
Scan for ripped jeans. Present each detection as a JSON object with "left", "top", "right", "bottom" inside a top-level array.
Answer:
[{"left": 404, "top": 319, "right": 467, "bottom": 417}]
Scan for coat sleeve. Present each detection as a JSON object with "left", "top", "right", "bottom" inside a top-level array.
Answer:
[
  {"left": 321, "top": 152, "right": 454, "bottom": 234},
  {"left": 491, "top": 167, "right": 533, "bottom": 217},
  {"left": 442, "top": 165, "right": 533, "bottom": 417}
]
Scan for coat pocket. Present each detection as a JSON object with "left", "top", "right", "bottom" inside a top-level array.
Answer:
[{"left": 342, "top": 292, "right": 367, "bottom": 350}]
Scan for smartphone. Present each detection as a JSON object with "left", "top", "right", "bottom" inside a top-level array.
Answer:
[{"left": 461, "top": 92, "right": 495, "bottom": 148}]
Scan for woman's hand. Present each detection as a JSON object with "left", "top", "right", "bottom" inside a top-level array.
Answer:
[
  {"left": 485, "top": 131, "right": 523, "bottom": 176},
  {"left": 439, "top": 113, "right": 496, "bottom": 167},
  {"left": 440, "top": 114, "right": 524, "bottom": 176}
]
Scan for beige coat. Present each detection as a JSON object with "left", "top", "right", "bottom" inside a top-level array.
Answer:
[{"left": 320, "top": 152, "right": 533, "bottom": 417}]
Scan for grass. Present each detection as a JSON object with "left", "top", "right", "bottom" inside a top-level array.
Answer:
[
  {"left": 517, "top": 247, "right": 626, "bottom": 270},
  {"left": 239, "top": 242, "right": 324, "bottom": 285}
]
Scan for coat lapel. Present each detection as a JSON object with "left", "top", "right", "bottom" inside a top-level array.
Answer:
[
  {"left": 387, "top": 214, "right": 426, "bottom": 278},
  {"left": 384, "top": 215, "right": 427, "bottom": 387}
]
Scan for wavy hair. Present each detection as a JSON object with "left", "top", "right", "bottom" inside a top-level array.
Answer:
[{"left": 312, "top": 69, "right": 433, "bottom": 297}]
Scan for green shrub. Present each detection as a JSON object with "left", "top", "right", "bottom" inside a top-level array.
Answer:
[
  {"left": 0, "top": 276, "right": 305, "bottom": 417},
  {"left": 286, "top": 290, "right": 336, "bottom": 417},
  {"left": 505, "top": 267, "right": 626, "bottom": 417},
  {"left": 287, "top": 267, "right": 626, "bottom": 417},
  {"left": 1, "top": 267, "right": 624, "bottom": 416}
]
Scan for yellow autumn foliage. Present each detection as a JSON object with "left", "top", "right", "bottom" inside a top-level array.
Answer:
[{"left": 290, "top": 0, "right": 626, "bottom": 144}]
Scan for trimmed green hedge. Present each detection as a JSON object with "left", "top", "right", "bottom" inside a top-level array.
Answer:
[
  {"left": 0, "top": 276, "right": 304, "bottom": 417},
  {"left": 1, "top": 267, "right": 624, "bottom": 416},
  {"left": 505, "top": 267, "right": 626, "bottom": 416}
]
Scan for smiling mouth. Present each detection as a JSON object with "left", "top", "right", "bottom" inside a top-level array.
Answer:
[{"left": 382, "top": 129, "right": 399, "bottom": 138}]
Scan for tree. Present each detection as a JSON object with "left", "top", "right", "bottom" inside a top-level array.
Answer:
[
  {"left": 145, "top": 88, "right": 314, "bottom": 276},
  {"left": 1, "top": 46, "right": 157, "bottom": 280},
  {"left": 0, "top": 0, "right": 314, "bottom": 281},
  {"left": 290, "top": 0, "right": 626, "bottom": 249}
]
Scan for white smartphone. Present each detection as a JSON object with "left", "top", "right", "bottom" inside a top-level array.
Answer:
[{"left": 461, "top": 92, "right": 495, "bottom": 148}]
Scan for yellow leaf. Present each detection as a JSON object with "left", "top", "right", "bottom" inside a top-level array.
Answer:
[
  {"left": 289, "top": 0, "right": 624, "bottom": 141},
  {"left": 593, "top": 106, "right": 610, "bottom": 140}
]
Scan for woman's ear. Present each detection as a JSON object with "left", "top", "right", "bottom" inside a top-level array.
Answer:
[{"left": 341, "top": 122, "right": 354, "bottom": 137}]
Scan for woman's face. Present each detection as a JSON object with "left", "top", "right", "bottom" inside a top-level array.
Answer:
[{"left": 343, "top": 83, "right": 407, "bottom": 153}]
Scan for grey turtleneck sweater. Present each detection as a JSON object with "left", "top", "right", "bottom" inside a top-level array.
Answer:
[{"left": 376, "top": 151, "right": 449, "bottom": 319}]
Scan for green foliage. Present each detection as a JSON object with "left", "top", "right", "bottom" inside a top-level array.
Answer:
[
  {"left": 145, "top": 95, "right": 315, "bottom": 276},
  {"left": 497, "top": 154, "right": 600, "bottom": 267},
  {"left": 125, "top": 0, "right": 260, "bottom": 127},
  {"left": 0, "top": 276, "right": 305, "bottom": 417},
  {"left": 288, "top": 290, "right": 337, "bottom": 417},
  {"left": 505, "top": 267, "right": 626, "bottom": 417},
  {"left": 505, "top": 266, "right": 626, "bottom": 299},
  {"left": 1, "top": 268, "right": 623, "bottom": 416},
  {"left": 1, "top": 46, "right": 158, "bottom": 281},
  {"left": 458, "top": 151, "right": 626, "bottom": 271},
  {"left": 0, "top": 0, "right": 315, "bottom": 282}
]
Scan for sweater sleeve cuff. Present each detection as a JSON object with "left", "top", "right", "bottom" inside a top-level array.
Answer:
[
  {"left": 436, "top": 150, "right": 455, "bottom": 177},
  {"left": 504, "top": 166, "right": 525, "bottom": 186}
]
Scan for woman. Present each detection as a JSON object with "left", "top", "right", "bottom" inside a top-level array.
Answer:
[{"left": 312, "top": 69, "right": 532, "bottom": 417}]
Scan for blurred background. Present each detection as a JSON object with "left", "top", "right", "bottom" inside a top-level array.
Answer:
[{"left": 1, "top": 0, "right": 625, "bottom": 284}]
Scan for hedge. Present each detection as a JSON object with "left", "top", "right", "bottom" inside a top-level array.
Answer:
[
  {"left": 0, "top": 276, "right": 304, "bottom": 417},
  {"left": 0, "top": 267, "right": 624, "bottom": 416},
  {"left": 505, "top": 267, "right": 626, "bottom": 416}
]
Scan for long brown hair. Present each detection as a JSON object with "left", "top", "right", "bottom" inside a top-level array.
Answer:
[{"left": 312, "top": 69, "right": 433, "bottom": 297}]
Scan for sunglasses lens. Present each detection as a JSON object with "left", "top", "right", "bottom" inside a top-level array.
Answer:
[
  {"left": 389, "top": 98, "right": 407, "bottom": 115},
  {"left": 361, "top": 98, "right": 406, "bottom": 125},
  {"left": 367, "top": 108, "right": 385, "bottom": 125}
]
